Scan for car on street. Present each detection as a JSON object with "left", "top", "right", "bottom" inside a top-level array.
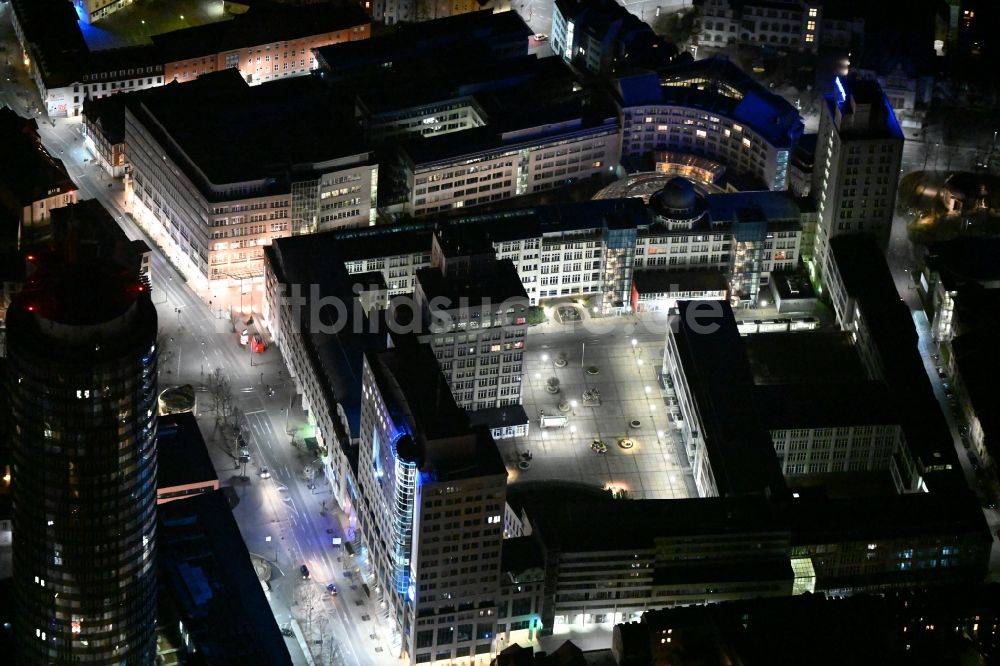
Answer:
[
  {"left": 259, "top": 467, "right": 271, "bottom": 479},
  {"left": 327, "top": 583, "right": 338, "bottom": 596},
  {"left": 300, "top": 565, "right": 310, "bottom": 579},
  {"left": 533, "top": 33, "right": 548, "bottom": 41}
]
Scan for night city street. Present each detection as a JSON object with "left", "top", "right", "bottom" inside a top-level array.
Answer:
[{"left": 2, "top": 0, "right": 1000, "bottom": 664}]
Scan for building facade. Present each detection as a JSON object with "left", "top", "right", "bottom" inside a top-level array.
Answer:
[
  {"left": 124, "top": 72, "right": 377, "bottom": 295},
  {"left": 415, "top": 244, "right": 529, "bottom": 413},
  {"left": 6, "top": 255, "right": 158, "bottom": 664},
  {"left": 810, "top": 77, "right": 903, "bottom": 283},
  {"left": 355, "top": 347, "right": 507, "bottom": 665},
  {"left": 404, "top": 120, "right": 621, "bottom": 217},
  {"left": 698, "top": 0, "right": 864, "bottom": 53},
  {"left": 616, "top": 58, "right": 804, "bottom": 192}
]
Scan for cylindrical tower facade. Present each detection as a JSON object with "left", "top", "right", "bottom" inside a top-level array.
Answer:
[{"left": 6, "top": 258, "right": 159, "bottom": 665}]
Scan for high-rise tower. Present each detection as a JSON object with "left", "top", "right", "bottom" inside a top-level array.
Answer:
[
  {"left": 6, "top": 254, "right": 159, "bottom": 664},
  {"left": 810, "top": 76, "right": 903, "bottom": 285}
]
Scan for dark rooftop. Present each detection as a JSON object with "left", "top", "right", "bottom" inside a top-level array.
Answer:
[
  {"left": 744, "top": 331, "right": 864, "bottom": 385},
  {"left": 368, "top": 345, "right": 468, "bottom": 442},
  {"left": 151, "top": 3, "right": 370, "bottom": 64},
  {"left": 314, "top": 9, "right": 531, "bottom": 75},
  {"left": 672, "top": 300, "right": 788, "bottom": 497},
  {"left": 157, "top": 412, "right": 218, "bottom": 495},
  {"left": 158, "top": 490, "right": 291, "bottom": 665},
  {"left": 0, "top": 108, "right": 76, "bottom": 210},
  {"left": 925, "top": 237, "right": 1000, "bottom": 291},
  {"left": 615, "top": 56, "right": 803, "bottom": 147},
  {"left": 528, "top": 494, "right": 785, "bottom": 552},
  {"left": 125, "top": 70, "right": 368, "bottom": 191},
  {"left": 769, "top": 270, "right": 817, "bottom": 301},
  {"left": 367, "top": 346, "right": 507, "bottom": 482},
  {"left": 632, "top": 269, "right": 729, "bottom": 295},
  {"left": 82, "top": 93, "right": 128, "bottom": 145},
  {"left": 824, "top": 75, "right": 905, "bottom": 140},
  {"left": 830, "top": 235, "right": 958, "bottom": 489},
  {"left": 754, "top": 381, "right": 899, "bottom": 430},
  {"left": 416, "top": 260, "right": 528, "bottom": 306}
]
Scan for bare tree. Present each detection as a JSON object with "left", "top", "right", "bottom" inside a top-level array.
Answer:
[
  {"left": 944, "top": 143, "right": 960, "bottom": 173},
  {"left": 918, "top": 141, "right": 933, "bottom": 171}
]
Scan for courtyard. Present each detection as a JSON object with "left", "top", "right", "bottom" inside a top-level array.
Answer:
[
  {"left": 77, "top": 0, "right": 231, "bottom": 51},
  {"left": 501, "top": 317, "right": 697, "bottom": 500}
]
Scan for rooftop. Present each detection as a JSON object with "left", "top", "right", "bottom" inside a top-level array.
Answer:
[
  {"left": 82, "top": 93, "right": 128, "bottom": 144},
  {"left": 706, "top": 190, "right": 807, "bottom": 226},
  {"left": 632, "top": 269, "right": 729, "bottom": 294},
  {"left": 11, "top": 253, "right": 147, "bottom": 328},
  {"left": 824, "top": 76, "right": 905, "bottom": 140},
  {"left": 754, "top": 382, "right": 899, "bottom": 430},
  {"left": 925, "top": 237, "right": 1000, "bottom": 291},
  {"left": 125, "top": 70, "right": 367, "bottom": 191},
  {"left": 830, "top": 234, "right": 957, "bottom": 488},
  {"left": 158, "top": 490, "right": 291, "bottom": 665},
  {"left": 314, "top": 9, "right": 531, "bottom": 75},
  {"left": 769, "top": 270, "right": 817, "bottom": 301},
  {"left": 150, "top": 3, "right": 370, "bottom": 64},
  {"left": 528, "top": 494, "right": 784, "bottom": 552},
  {"left": 671, "top": 300, "right": 788, "bottom": 497},
  {"left": 615, "top": 56, "right": 803, "bottom": 147},
  {"left": 0, "top": 108, "right": 76, "bottom": 209},
  {"left": 415, "top": 260, "right": 528, "bottom": 306},
  {"left": 368, "top": 346, "right": 508, "bottom": 482},
  {"left": 744, "top": 331, "right": 864, "bottom": 385},
  {"left": 157, "top": 412, "right": 218, "bottom": 495}
]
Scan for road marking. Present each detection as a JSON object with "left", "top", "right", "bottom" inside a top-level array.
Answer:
[{"left": 245, "top": 409, "right": 266, "bottom": 415}]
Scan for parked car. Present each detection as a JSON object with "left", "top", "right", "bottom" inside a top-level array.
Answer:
[{"left": 300, "top": 565, "right": 310, "bottom": 579}]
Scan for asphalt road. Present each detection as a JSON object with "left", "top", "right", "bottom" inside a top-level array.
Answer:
[{"left": 1, "top": 8, "right": 396, "bottom": 659}]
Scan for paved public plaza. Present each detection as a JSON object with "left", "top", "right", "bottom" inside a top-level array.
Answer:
[{"left": 504, "top": 312, "right": 698, "bottom": 500}]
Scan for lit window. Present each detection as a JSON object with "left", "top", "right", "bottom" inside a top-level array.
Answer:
[
  {"left": 805, "top": 34, "right": 814, "bottom": 42},
  {"left": 808, "top": 7, "right": 817, "bottom": 16},
  {"left": 742, "top": 137, "right": 752, "bottom": 148},
  {"left": 644, "top": 117, "right": 653, "bottom": 123},
  {"left": 696, "top": 129, "right": 707, "bottom": 138}
]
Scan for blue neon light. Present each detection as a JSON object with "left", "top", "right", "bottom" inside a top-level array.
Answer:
[{"left": 834, "top": 77, "right": 847, "bottom": 104}]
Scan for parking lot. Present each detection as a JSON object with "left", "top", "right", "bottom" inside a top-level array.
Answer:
[{"left": 502, "top": 316, "right": 697, "bottom": 500}]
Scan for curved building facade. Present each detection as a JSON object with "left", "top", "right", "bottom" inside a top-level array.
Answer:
[
  {"left": 6, "top": 257, "right": 159, "bottom": 664},
  {"left": 615, "top": 56, "right": 803, "bottom": 191}
]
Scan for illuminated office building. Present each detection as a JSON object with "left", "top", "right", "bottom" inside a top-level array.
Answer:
[{"left": 6, "top": 255, "right": 158, "bottom": 664}]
